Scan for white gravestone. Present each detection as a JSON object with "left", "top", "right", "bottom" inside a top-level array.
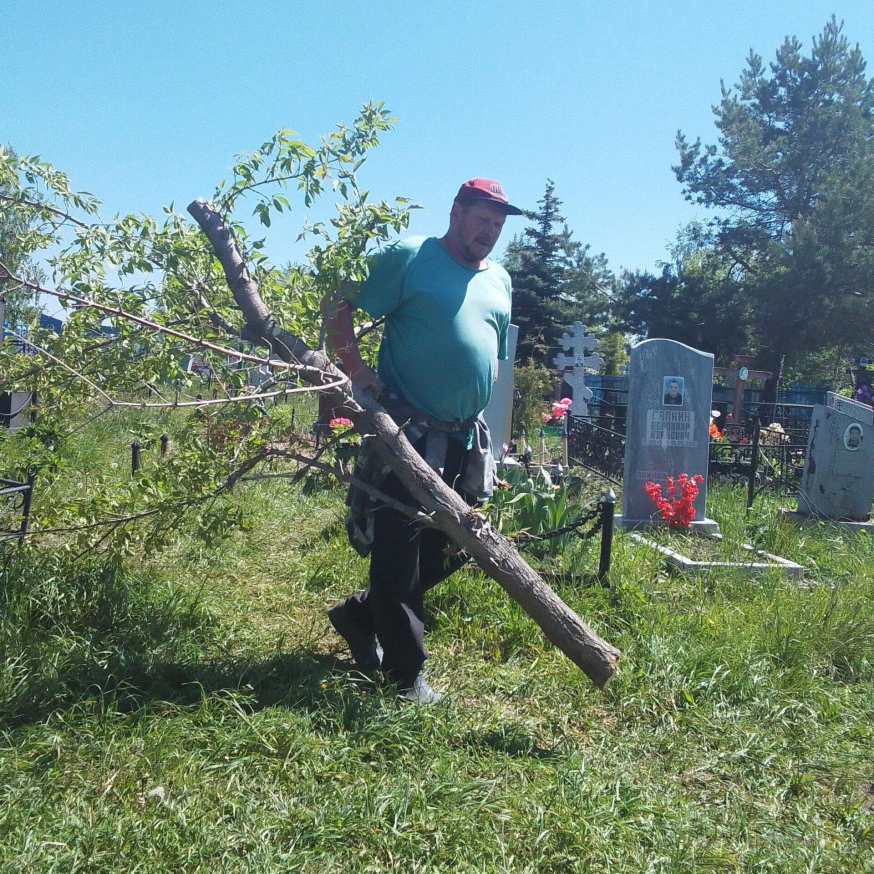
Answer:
[
  {"left": 482, "top": 324, "right": 519, "bottom": 460},
  {"left": 618, "top": 339, "right": 717, "bottom": 531},
  {"left": 796, "top": 400, "right": 874, "bottom": 522},
  {"left": 553, "top": 322, "right": 602, "bottom": 416}
]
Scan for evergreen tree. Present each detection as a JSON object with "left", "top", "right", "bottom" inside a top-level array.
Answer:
[
  {"left": 674, "top": 18, "right": 874, "bottom": 381},
  {"left": 504, "top": 181, "right": 613, "bottom": 362},
  {"left": 617, "top": 223, "right": 751, "bottom": 363}
]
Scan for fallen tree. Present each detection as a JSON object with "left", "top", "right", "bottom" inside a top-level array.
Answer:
[{"left": 0, "top": 108, "right": 619, "bottom": 687}]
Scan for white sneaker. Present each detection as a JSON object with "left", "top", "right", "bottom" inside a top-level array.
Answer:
[{"left": 398, "top": 674, "right": 442, "bottom": 705}]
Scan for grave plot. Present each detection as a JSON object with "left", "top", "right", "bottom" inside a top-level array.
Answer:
[{"left": 629, "top": 528, "right": 804, "bottom": 580}]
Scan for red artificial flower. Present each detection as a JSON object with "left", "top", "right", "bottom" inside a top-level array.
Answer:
[{"left": 643, "top": 473, "right": 702, "bottom": 528}]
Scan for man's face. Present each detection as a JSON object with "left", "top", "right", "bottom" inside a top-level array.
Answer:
[
  {"left": 669, "top": 381, "right": 679, "bottom": 397},
  {"left": 452, "top": 201, "right": 507, "bottom": 262}
]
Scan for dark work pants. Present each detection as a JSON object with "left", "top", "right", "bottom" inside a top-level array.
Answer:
[{"left": 342, "top": 436, "right": 471, "bottom": 685}]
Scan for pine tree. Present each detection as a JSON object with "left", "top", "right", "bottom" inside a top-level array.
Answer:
[
  {"left": 674, "top": 17, "right": 874, "bottom": 380},
  {"left": 504, "top": 181, "right": 613, "bottom": 362}
]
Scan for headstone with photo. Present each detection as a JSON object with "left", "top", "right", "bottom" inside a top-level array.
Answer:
[
  {"left": 618, "top": 338, "right": 717, "bottom": 531},
  {"left": 552, "top": 322, "right": 601, "bottom": 416},
  {"left": 787, "top": 396, "right": 874, "bottom": 526}
]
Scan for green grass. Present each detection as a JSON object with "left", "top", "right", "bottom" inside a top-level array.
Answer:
[{"left": 1, "top": 419, "right": 874, "bottom": 872}]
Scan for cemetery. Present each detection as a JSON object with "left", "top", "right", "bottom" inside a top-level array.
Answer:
[{"left": 2, "top": 11, "right": 874, "bottom": 873}]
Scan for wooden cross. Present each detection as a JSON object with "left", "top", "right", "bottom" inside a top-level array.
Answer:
[
  {"left": 553, "top": 322, "right": 602, "bottom": 416},
  {"left": 713, "top": 353, "right": 773, "bottom": 424}
]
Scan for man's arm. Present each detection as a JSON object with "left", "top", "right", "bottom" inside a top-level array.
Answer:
[{"left": 320, "top": 296, "right": 381, "bottom": 394}]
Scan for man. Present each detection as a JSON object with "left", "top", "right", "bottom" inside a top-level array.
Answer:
[
  {"left": 663, "top": 379, "right": 683, "bottom": 405},
  {"left": 322, "top": 178, "right": 522, "bottom": 703}
]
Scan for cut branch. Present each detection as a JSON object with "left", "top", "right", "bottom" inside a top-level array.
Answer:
[{"left": 188, "top": 197, "right": 620, "bottom": 687}]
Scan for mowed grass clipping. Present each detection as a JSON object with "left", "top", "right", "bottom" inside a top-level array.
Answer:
[{"left": 1, "top": 419, "right": 873, "bottom": 872}]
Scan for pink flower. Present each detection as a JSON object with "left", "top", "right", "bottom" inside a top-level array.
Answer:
[
  {"left": 551, "top": 404, "right": 567, "bottom": 419},
  {"left": 559, "top": 398, "right": 572, "bottom": 406},
  {"left": 330, "top": 417, "right": 352, "bottom": 427}
]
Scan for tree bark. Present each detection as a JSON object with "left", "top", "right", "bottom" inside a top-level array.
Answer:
[{"left": 187, "top": 198, "right": 620, "bottom": 688}]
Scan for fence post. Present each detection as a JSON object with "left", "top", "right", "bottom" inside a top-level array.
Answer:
[
  {"left": 131, "top": 442, "right": 141, "bottom": 474},
  {"left": 19, "top": 467, "right": 36, "bottom": 537},
  {"left": 160, "top": 434, "right": 168, "bottom": 456},
  {"left": 598, "top": 487, "right": 616, "bottom": 585},
  {"left": 746, "top": 417, "right": 761, "bottom": 510},
  {"left": 562, "top": 415, "right": 569, "bottom": 468}
]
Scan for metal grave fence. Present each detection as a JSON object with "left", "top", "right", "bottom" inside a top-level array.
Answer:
[{"left": 566, "top": 414, "right": 806, "bottom": 502}]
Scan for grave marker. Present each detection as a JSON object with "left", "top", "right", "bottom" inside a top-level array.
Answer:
[
  {"left": 618, "top": 339, "right": 717, "bottom": 531},
  {"left": 552, "top": 322, "right": 601, "bottom": 416},
  {"left": 787, "top": 397, "right": 874, "bottom": 527}
]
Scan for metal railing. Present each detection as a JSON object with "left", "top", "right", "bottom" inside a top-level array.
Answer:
[
  {"left": 567, "top": 412, "right": 806, "bottom": 508},
  {"left": 566, "top": 417, "right": 625, "bottom": 484}
]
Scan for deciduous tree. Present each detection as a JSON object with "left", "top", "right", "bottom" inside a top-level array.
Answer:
[{"left": 0, "top": 108, "right": 618, "bottom": 687}]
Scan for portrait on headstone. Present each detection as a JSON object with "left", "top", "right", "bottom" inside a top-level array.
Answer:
[
  {"left": 662, "top": 376, "right": 684, "bottom": 406},
  {"left": 844, "top": 422, "right": 864, "bottom": 451}
]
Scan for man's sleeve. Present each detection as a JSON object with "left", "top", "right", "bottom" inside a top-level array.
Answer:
[{"left": 343, "top": 241, "right": 415, "bottom": 318}]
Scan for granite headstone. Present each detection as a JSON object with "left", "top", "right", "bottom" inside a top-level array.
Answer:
[
  {"left": 797, "top": 399, "right": 874, "bottom": 522},
  {"left": 619, "top": 339, "right": 715, "bottom": 530}
]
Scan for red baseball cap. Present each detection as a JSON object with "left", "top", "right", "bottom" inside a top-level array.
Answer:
[{"left": 454, "top": 178, "right": 524, "bottom": 215}]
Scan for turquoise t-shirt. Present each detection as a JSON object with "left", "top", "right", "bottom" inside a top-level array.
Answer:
[{"left": 348, "top": 236, "right": 512, "bottom": 424}]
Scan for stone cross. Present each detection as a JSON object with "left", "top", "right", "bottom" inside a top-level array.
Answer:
[{"left": 553, "top": 322, "right": 602, "bottom": 416}]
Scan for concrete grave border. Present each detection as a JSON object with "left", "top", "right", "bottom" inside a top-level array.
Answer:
[
  {"left": 629, "top": 530, "right": 804, "bottom": 580},
  {"left": 778, "top": 508, "right": 874, "bottom": 535}
]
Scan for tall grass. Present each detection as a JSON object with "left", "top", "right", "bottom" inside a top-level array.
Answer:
[{"left": 0, "top": 419, "right": 873, "bottom": 871}]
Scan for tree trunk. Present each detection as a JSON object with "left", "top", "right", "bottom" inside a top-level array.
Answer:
[{"left": 187, "top": 198, "right": 620, "bottom": 688}]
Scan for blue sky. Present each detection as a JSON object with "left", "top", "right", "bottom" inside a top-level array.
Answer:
[{"left": 2, "top": 1, "right": 872, "bottom": 300}]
